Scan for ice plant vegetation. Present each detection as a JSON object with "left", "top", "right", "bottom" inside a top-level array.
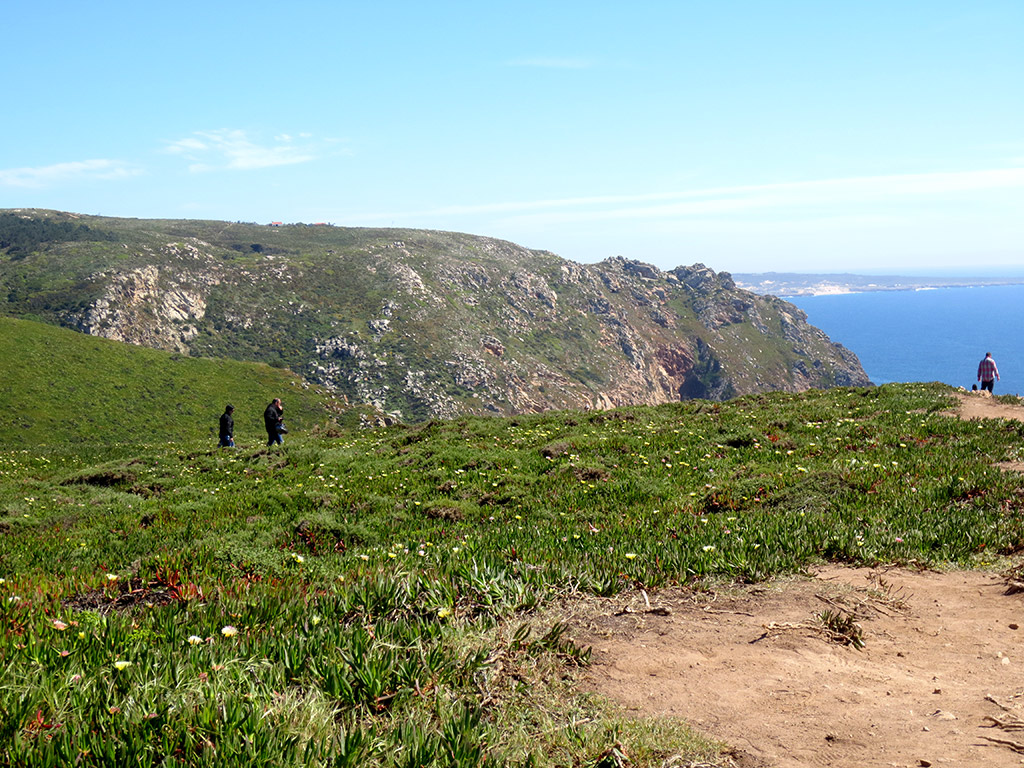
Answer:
[{"left": 1, "top": 382, "right": 1023, "bottom": 766}]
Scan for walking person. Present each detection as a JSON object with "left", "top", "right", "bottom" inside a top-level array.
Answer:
[
  {"left": 264, "top": 398, "right": 284, "bottom": 446},
  {"left": 977, "top": 352, "right": 1000, "bottom": 393},
  {"left": 218, "top": 404, "right": 235, "bottom": 447}
]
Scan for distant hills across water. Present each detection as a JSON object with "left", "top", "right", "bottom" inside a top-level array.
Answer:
[{"left": 734, "top": 272, "right": 1024, "bottom": 297}]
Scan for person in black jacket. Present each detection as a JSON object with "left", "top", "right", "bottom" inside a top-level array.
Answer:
[
  {"left": 264, "top": 398, "right": 284, "bottom": 446},
  {"left": 218, "top": 405, "right": 235, "bottom": 448}
]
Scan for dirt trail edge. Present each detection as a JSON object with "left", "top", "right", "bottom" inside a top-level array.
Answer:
[{"left": 579, "top": 393, "right": 1024, "bottom": 768}]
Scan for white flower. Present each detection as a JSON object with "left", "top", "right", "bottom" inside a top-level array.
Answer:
[
  {"left": 187, "top": 635, "right": 203, "bottom": 645},
  {"left": 106, "top": 574, "right": 119, "bottom": 581},
  {"left": 221, "top": 625, "right": 238, "bottom": 638}
]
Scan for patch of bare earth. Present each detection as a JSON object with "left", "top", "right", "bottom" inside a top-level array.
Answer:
[
  {"left": 952, "top": 391, "right": 1024, "bottom": 472},
  {"left": 951, "top": 390, "right": 1024, "bottom": 424},
  {"left": 578, "top": 396, "right": 1024, "bottom": 767},
  {"left": 579, "top": 567, "right": 1024, "bottom": 768}
]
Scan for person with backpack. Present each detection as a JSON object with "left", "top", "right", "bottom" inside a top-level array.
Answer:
[{"left": 218, "top": 404, "right": 235, "bottom": 447}]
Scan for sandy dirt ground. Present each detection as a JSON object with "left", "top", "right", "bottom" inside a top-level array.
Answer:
[
  {"left": 955, "top": 391, "right": 1024, "bottom": 473},
  {"left": 579, "top": 391, "right": 1024, "bottom": 768}
]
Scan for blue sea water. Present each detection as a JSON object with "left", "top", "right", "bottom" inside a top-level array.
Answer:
[{"left": 788, "top": 284, "right": 1024, "bottom": 396}]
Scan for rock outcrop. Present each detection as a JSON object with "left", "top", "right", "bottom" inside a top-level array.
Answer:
[{"left": 0, "top": 210, "right": 871, "bottom": 421}]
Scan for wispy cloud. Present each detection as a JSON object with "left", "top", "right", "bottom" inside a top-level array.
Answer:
[
  {"left": 0, "top": 159, "right": 140, "bottom": 188},
  {"left": 356, "top": 167, "right": 1024, "bottom": 226},
  {"left": 533, "top": 168, "right": 1024, "bottom": 224},
  {"left": 164, "top": 129, "right": 318, "bottom": 172},
  {"left": 504, "top": 56, "right": 595, "bottom": 69}
]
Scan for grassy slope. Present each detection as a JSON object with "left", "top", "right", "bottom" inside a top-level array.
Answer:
[
  {"left": 1, "top": 211, "right": 866, "bottom": 421},
  {"left": 2, "top": 381, "right": 1024, "bottom": 766},
  {"left": 0, "top": 316, "right": 342, "bottom": 447}
]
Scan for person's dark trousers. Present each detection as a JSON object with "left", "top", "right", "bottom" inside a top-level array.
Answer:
[
  {"left": 981, "top": 380, "right": 995, "bottom": 392},
  {"left": 267, "top": 432, "right": 283, "bottom": 446}
]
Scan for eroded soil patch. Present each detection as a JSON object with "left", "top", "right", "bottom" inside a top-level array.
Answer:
[
  {"left": 578, "top": 566, "right": 1024, "bottom": 767},
  {"left": 952, "top": 390, "right": 1024, "bottom": 424},
  {"left": 62, "top": 577, "right": 175, "bottom": 614}
]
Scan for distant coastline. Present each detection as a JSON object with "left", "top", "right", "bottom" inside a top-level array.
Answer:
[
  {"left": 732, "top": 273, "right": 1024, "bottom": 298},
  {"left": 788, "top": 284, "right": 1024, "bottom": 397}
]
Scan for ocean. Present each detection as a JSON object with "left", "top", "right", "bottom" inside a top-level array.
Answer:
[{"left": 788, "top": 284, "right": 1024, "bottom": 396}]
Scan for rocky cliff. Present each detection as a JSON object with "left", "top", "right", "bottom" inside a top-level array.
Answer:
[{"left": 0, "top": 210, "right": 870, "bottom": 420}]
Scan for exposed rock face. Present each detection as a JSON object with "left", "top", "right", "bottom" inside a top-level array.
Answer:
[
  {"left": 79, "top": 264, "right": 217, "bottom": 353},
  {"left": 0, "top": 211, "right": 871, "bottom": 421}
]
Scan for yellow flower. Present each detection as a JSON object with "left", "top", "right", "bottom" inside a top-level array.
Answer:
[
  {"left": 114, "top": 660, "right": 132, "bottom": 671},
  {"left": 624, "top": 553, "right": 637, "bottom": 560},
  {"left": 106, "top": 574, "right": 119, "bottom": 581}
]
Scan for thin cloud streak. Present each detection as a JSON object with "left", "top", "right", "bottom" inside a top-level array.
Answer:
[
  {"left": 544, "top": 168, "right": 1024, "bottom": 225},
  {"left": 354, "top": 168, "right": 1024, "bottom": 226},
  {"left": 0, "top": 159, "right": 140, "bottom": 188},
  {"left": 164, "top": 129, "right": 318, "bottom": 171}
]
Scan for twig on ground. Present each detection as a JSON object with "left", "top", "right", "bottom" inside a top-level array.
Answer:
[
  {"left": 979, "top": 735, "right": 1024, "bottom": 753},
  {"left": 983, "top": 715, "right": 1024, "bottom": 732}
]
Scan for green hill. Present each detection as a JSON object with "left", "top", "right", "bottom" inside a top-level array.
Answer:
[
  {"left": 0, "top": 315, "right": 343, "bottom": 447},
  {"left": 0, "top": 209, "right": 870, "bottom": 422}
]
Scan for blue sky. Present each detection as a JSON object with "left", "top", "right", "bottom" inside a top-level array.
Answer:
[{"left": 3, "top": 1, "right": 1022, "bottom": 274}]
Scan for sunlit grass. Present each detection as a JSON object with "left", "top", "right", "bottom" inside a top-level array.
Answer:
[{"left": 2, "top": 382, "right": 1024, "bottom": 766}]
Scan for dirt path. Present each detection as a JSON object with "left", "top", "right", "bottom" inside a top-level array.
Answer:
[
  {"left": 954, "top": 391, "right": 1024, "bottom": 473},
  {"left": 580, "top": 393, "right": 1024, "bottom": 768},
  {"left": 953, "top": 390, "right": 1024, "bottom": 423}
]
